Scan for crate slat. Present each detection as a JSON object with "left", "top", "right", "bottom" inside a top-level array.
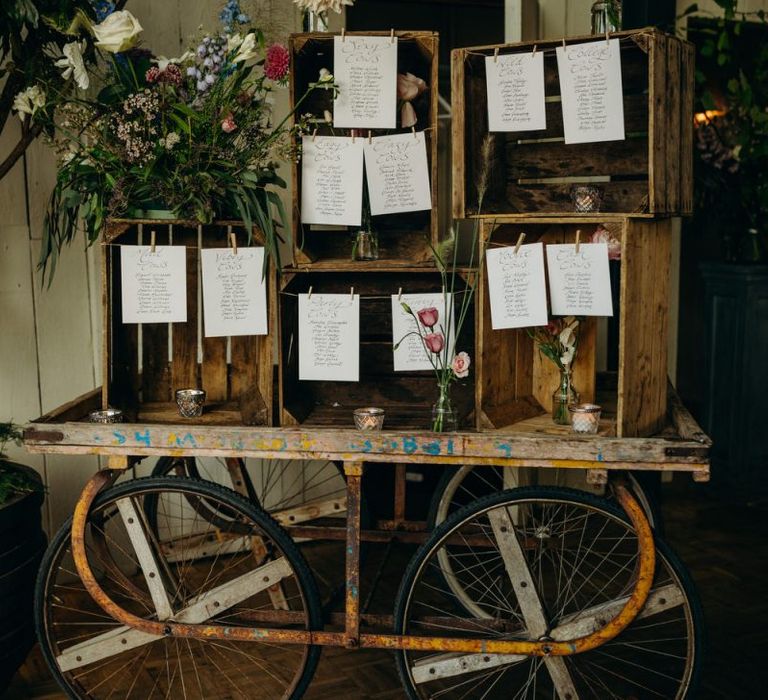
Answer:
[
  {"left": 200, "top": 226, "right": 229, "bottom": 403},
  {"left": 171, "top": 227, "right": 200, "bottom": 393}
]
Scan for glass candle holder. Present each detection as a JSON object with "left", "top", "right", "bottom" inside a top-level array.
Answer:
[
  {"left": 353, "top": 407, "right": 385, "bottom": 431},
  {"left": 176, "top": 389, "right": 206, "bottom": 418},
  {"left": 568, "top": 403, "right": 603, "bottom": 434},
  {"left": 571, "top": 185, "right": 604, "bottom": 212},
  {"left": 88, "top": 408, "right": 123, "bottom": 424}
]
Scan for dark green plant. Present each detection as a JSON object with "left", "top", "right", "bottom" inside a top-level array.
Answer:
[{"left": 0, "top": 422, "right": 42, "bottom": 505}]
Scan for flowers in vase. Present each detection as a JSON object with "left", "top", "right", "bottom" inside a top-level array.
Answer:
[{"left": 528, "top": 316, "right": 581, "bottom": 372}]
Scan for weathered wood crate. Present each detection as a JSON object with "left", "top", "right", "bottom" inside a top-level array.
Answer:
[
  {"left": 289, "top": 31, "right": 439, "bottom": 268},
  {"left": 452, "top": 28, "right": 694, "bottom": 218},
  {"left": 278, "top": 269, "right": 475, "bottom": 429},
  {"left": 476, "top": 215, "right": 672, "bottom": 438},
  {"left": 102, "top": 219, "right": 277, "bottom": 426}
]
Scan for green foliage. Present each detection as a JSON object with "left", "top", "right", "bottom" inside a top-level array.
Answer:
[{"left": 0, "top": 423, "right": 41, "bottom": 506}]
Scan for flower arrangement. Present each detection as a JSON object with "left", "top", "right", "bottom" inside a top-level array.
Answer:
[
  {"left": 15, "top": 1, "right": 325, "bottom": 282},
  {"left": 294, "top": 0, "right": 355, "bottom": 31}
]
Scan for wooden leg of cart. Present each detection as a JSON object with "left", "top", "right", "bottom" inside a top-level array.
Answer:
[{"left": 344, "top": 461, "right": 363, "bottom": 647}]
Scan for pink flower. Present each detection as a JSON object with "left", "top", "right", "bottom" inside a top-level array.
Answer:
[
  {"left": 417, "top": 307, "right": 439, "bottom": 328},
  {"left": 401, "top": 102, "right": 417, "bottom": 128},
  {"left": 424, "top": 333, "right": 444, "bottom": 354},
  {"left": 452, "top": 352, "right": 471, "bottom": 378},
  {"left": 145, "top": 66, "right": 160, "bottom": 83},
  {"left": 591, "top": 225, "right": 621, "bottom": 261},
  {"left": 546, "top": 320, "right": 561, "bottom": 335},
  {"left": 397, "top": 72, "right": 427, "bottom": 101},
  {"left": 221, "top": 114, "right": 237, "bottom": 133},
  {"left": 265, "top": 43, "right": 290, "bottom": 82}
]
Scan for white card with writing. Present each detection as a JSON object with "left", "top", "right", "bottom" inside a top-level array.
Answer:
[
  {"left": 299, "top": 294, "right": 360, "bottom": 382},
  {"left": 364, "top": 132, "right": 432, "bottom": 216},
  {"left": 556, "top": 38, "right": 625, "bottom": 144},
  {"left": 333, "top": 35, "right": 398, "bottom": 129},
  {"left": 301, "top": 136, "right": 364, "bottom": 226},
  {"left": 120, "top": 245, "right": 187, "bottom": 324},
  {"left": 485, "top": 52, "right": 546, "bottom": 132},
  {"left": 200, "top": 247, "right": 268, "bottom": 337},
  {"left": 546, "top": 243, "right": 613, "bottom": 316},
  {"left": 391, "top": 293, "right": 455, "bottom": 372},
  {"left": 485, "top": 243, "right": 548, "bottom": 329}
]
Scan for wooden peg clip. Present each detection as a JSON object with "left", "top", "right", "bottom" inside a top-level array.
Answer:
[
  {"left": 368, "top": 130, "right": 373, "bottom": 144},
  {"left": 514, "top": 232, "right": 526, "bottom": 255},
  {"left": 575, "top": 229, "right": 581, "bottom": 254},
  {"left": 493, "top": 47, "right": 499, "bottom": 63},
  {"left": 150, "top": 230, "right": 156, "bottom": 253},
  {"left": 397, "top": 287, "right": 403, "bottom": 301},
  {"left": 312, "top": 128, "right": 318, "bottom": 142},
  {"left": 308, "top": 286, "right": 313, "bottom": 299},
  {"left": 412, "top": 125, "right": 417, "bottom": 139},
  {"left": 341, "top": 27, "right": 346, "bottom": 42},
  {"left": 350, "top": 286, "right": 355, "bottom": 300},
  {"left": 230, "top": 232, "right": 238, "bottom": 254},
  {"left": 351, "top": 129, "right": 356, "bottom": 143},
  {"left": 390, "top": 28, "right": 395, "bottom": 43},
  {"left": 562, "top": 37, "right": 567, "bottom": 49},
  {"left": 532, "top": 44, "right": 537, "bottom": 57}
]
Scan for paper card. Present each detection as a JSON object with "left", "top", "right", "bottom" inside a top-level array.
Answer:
[
  {"left": 120, "top": 245, "right": 187, "bottom": 324},
  {"left": 333, "top": 35, "right": 398, "bottom": 129},
  {"left": 391, "top": 293, "right": 455, "bottom": 372},
  {"left": 200, "top": 247, "right": 268, "bottom": 337},
  {"left": 546, "top": 243, "right": 614, "bottom": 316},
  {"left": 485, "top": 52, "right": 547, "bottom": 132},
  {"left": 364, "top": 132, "right": 432, "bottom": 216},
  {"left": 299, "top": 294, "right": 360, "bottom": 382},
  {"left": 556, "top": 38, "right": 625, "bottom": 144},
  {"left": 300, "top": 136, "right": 364, "bottom": 226},
  {"left": 485, "top": 243, "right": 548, "bottom": 329}
]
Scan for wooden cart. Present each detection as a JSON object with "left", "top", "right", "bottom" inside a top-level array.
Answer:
[{"left": 23, "top": 384, "right": 710, "bottom": 699}]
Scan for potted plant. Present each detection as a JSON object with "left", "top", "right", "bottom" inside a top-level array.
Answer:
[{"left": 0, "top": 423, "right": 46, "bottom": 692}]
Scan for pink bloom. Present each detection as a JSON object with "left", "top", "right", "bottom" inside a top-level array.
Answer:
[
  {"left": 591, "top": 225, "right": 621, "bottom": 261},
  {"left": 401, "top": 101, "right": 417, "bottom": 128},
  {"left": 160, "top": 63, "right": 182, "bottom": 86},
  {"left": 145, "top": 66, "right": 160, "bottom": 83},
  {"left": 397, "top": 72, "right": 427, "bottom": 101},
  {"left": 424, "top": 333, "right": 445, "bottom": 354},
  {"left": 546, "top": 320, "right": 560, "bottom": 335},
  {"left": 452, "top": 351, "right": 471, "bottom": 378},
  {"left": 417, "top": 307, "right": 439, "bottom": 328},
  {"left": 265, "top": 43, "right": 290, "bottom": 82},
  {"left": 221, "top": 114, "right": 237, "bottom": 133}
]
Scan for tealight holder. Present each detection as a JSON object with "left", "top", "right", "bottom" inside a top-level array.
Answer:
[
  {"left": 176, "top": 389, "right": 206, "bottom": 418},
  {"left": 568, "top": 403, "right": 602, "bottom": 434},
  {"left": 571, "top": 185, "right": 604, "bottom": 213},
  {"left": 88, "top": 408, "right": 124, "bottom": 424},
  {"left": 353, "top": 407, "right": 385, "bottom": 431}
]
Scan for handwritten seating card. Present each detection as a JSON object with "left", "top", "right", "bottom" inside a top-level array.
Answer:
[
  {"left": 364, "top": 132, "right": 432, "bottom": 216},
  {"left": 485, "top": 52, "right": 546, "bottom": 132},
  {"left": 299, "top": 293, "right": 360, "bottom": 382},
  {"left": 546, "top": 243, "right": 613, "bottom": 316},
  {"left": 556, "top": 38, "right": 625, "bottom": 145},
  {"left": 120, "top": 245, "right": 187, "bottom": 324},
  {"left": 485, "top": 243, "right": 548, "bottom": 329},
  {"left": 391, "top": 293, "right": 454, "bottom": 372},
  {"left": 333, "top": 35, "right": 398, "bottom": 129},
  {"left": 301, "top": 136, "right": 364, "bottom": 226},
  {"left": 200, "top": 247, "right": 268, "bottom": 337}
]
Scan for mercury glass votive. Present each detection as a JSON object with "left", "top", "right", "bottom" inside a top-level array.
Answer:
[
  {"left": 568, "top": 403, "right": 603, "bottom": 434},
  {"left": 176, "top": 389, "right": 206, "bottom": 418},
  {"left": 353, "top": 407, "right": 385, "bottom": 431},
  {"left": 88, "top": 408, "right": 124, "bottom": 424},
  {"left": 571, "top": 185, "right": 604, "bottom": 213}
]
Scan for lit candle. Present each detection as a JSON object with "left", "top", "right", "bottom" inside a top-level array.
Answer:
[{"left": 568, "top": 403, "right": 602, "bottom": 434}]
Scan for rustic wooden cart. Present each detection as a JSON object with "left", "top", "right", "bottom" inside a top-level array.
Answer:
[{"left": 23, "top": 384, "right": 710, "bottom": 699}]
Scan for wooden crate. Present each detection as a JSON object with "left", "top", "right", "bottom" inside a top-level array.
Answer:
[
  {"left": 452, "top": 28, "right": 694, "bottom": 218},
  {"left": 102, "top": 219, "right": 277, "bottom": 426},
  {"left": 476, "top": 215, "right": 672, "bottom": 438},
  {"left": 288, "top": 31, "right": 439, "bottom": 269},
  {"left": 278, "top": 269, "right": 475, "bottom": 429}
]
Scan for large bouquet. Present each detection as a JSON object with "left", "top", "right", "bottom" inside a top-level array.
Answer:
[{"left": 14, "top": 1, "right": 324, "bottom": 281}]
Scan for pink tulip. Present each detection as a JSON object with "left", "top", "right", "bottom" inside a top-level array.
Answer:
[
  {"left": 452, "top": 351, "right": 471, "bottom": 378},
  {"left": 417, "top": 307, "right": 439, "bottom": 328},
  {"left": 423, "top": 333, "right": 444, "bottom": 354}
]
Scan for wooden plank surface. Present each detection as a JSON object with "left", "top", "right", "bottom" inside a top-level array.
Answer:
[
  {"left": 665, "top": 38, "right": 682, "bottom": 214},
  {"left": 649, "top": 34, "right": 667, "bottom": 214},
  {"left": 680, "top": 41, "right": 695, "bottom": 215},
  {"left": 171, "top": 226, "right": 199, "bottom": 392},
  {"left": 200, "top": 225, "right": 228, "bottom": 402}
]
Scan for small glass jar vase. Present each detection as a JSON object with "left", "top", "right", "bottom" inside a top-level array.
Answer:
[
  {"left": 591, "top": 1, "right": 622, "bottom": 34},
  {"left": 571, "top": 184, "right": 604, "bottom": 213},
  {"left": 552, "top": 369, "right": 579, "bottom": 425},
  {"left": 432, "top": 384, "right": 458, "bottom": 432},
  {"left": 352, "top": 229, "right": 379, "bottom": 261}
]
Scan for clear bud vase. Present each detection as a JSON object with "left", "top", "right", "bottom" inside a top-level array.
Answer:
[
  {"left": 352, "top": 229, "right": 379, "bottom": 261},
  {"left": 552, "top": 368, "right": 579, "bottom": 425},
  {"left": 432, "top": 383, "right": 458, "bottom": 432}
]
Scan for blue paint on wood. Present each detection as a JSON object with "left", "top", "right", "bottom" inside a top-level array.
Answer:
[
  {"left": 175, "top": 433, "right": 197, "bottom": 447},
  {"left": 402, "top": 437, "right": 418, "bottom": 454},
  {"left": 135, "top": 430, "right": 151, "bottom": 447},
  {"left": 113, "top": 431, "right": 126, "bottom": 445},
  {"left": 496, "top": 442, "right": 512, "bottom": 458},
  {"left": 422, "top": 440, "right": 441, "bottom": 456}
]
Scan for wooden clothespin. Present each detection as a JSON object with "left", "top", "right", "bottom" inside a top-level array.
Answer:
[
  {"left": 412, "top": 125, "right": 417, "bottom": 139},
  {"left": 397, "top": 287, "right": 403, "bottom": 301},
  {"left": 308, "top": 286, "right": 313, "bottom": 299},
  {"left": 562, "top": 37, "right": 567, "bottom": 50},
  {"left": 312, "top": 128, "right": 318, "bottom": 142},
  {"left": 575, "top": 229, "right": 581, "bottom": 254},
  {"left": 229, "top": 231, "right": 238, "bottom": 255},
  {"left": 368, "top": 130, "right": 373, "bottom": 144},
  {"left": 350, "top": 286, "right": 355, "bottom": 300},
  {"left": 514, "top": 232, "right": 526, "bottom": 255},
  {"left": 351, "top": 129, "right": 356, "bottom": 143},
  {"left": 390, "top": 28, "right": 395, "bottom": 43},
  {"left": 150, "top": 229, "right": 156, "bottom": 253},
  {"left": 341, "top": 27, "right": 346, "bottom": 42},
  {"left": 493, "top": 47, "right": 499, "bottom": 63},
  {"left": 532, "top": 44, "right": 537, "bottom": 57}
]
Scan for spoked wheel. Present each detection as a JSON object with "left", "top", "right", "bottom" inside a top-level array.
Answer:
[
  {"left": 395, "top": 487, "right": 702, "bottom": 699},
  {"left": 35, "top": 477, "right": 322, "bottom": 699}
]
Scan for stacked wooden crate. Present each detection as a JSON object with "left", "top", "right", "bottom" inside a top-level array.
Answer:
[{"left": 452, "top": 28, "right": 694, "bottom": 437}]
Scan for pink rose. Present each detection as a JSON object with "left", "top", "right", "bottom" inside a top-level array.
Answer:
[
  {"left": 424, "top": 333, "right": 444, "bottom": 354},
  {"left": 397, "top": 72, "right": 427, "bottom": 101},
  {"left": 265, "top": 43, "right": 290, "bottom": 82},
  {"left": 221, "top": 114, "right": 237, "bottom": 133},
  {"left": 591, "top": 225, "right": 621, "bottom": 261},
  {"left": 452, "top": 351, "right": 470, "bottom": 378},
  {"left": 401, "top": 101, "right": 417, "bottom": 128},
  {"left": 417, "top": 307, "right": 439, "bottom": 328}
]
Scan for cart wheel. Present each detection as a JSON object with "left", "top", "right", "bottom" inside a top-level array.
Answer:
[
  {"left": 35, "top": 477, "right": 322, "bottom": 699},
  {"left": 395, "top": 486, "right": 702, "bottom": 699}
]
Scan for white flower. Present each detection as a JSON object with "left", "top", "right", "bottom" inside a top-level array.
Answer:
[
  {"left": 152, "top": 51, "right": 193, "bottom": 71},
  {"left": 92, "top": 10, "right": 143, "bottom": 53},
  {"left": 294, "top": 0, "right": 355, "bottom": 14},
  {"left": 318, "top": 68, "right": 333, "bottom": 82},
  {"left": 160, "top": 132, "right": 181, "bottom": 150},
  {"left": 55, "top": 40, "right": 90, "bottom": 90},
  {"left": 560, "top": 347, "right": 575, "bottom": 367},
  {"left": 232, "top": 32, "right": 258, "bottom": 63},
  {"left": 12, "top": 85, "right": 46, "bottom": 121},
  {"left": 228, "top": 32, "right": 245, "bottom": 53}
]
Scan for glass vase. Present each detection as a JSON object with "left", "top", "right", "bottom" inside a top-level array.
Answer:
[
  {"left": 552, "top": 368, "right": 579, "bottom": 425},
  {"left": 432, "top": 384, "right": 458, "bottom": 432},
  {"left": 352, "top": 229, "right": 379, "bottom": 261}
]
